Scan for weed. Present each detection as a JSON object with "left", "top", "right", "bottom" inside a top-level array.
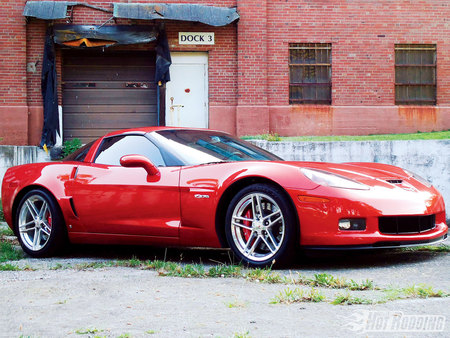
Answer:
[
  {"left": 403, "top": 284, "right": 447, "bottom": 298},
  {"left": 0, "top": 200, "right": 4, "bottom": 222},
  {"left": 295, "top": 273, "right": 376, "bottom": 291},
  {"left": 50, "top": 263, "right": 66, "bottom": 270},
  {"left": 225, "top": 299, "right": 247, "bottom": 308},
  {"left": 75, "top": 262, "right": 109, "bottom": 270},
  {"left": 402, "top": 245, "right": 450, "bottom": 253},
  {"left": 208, "top": 264, "right": 242, "bottom": 278},
  {"left": 245, "top": 268, "right": 282, "bottom": 283},
  {"left": 271, "top": 287, "right": 326, "bottom": 304},
  {"left": 145, "top": 330, "right": 157, "bottom": 335},
  {"left": 0, "top": 263, "right": 22, "bottom": 271},
  {"left": 348, "top": 279, "right": 375, "bottom": 291},
  {"left": 75, "top": 328, "right": 102, "bottom": 335},
  {"left": 0, "top": 241, "right": 24, "bottom": 262},
  {"left": 62, "top": 138, "right": 82, "bottom": 157},
  {"left": 233, "top": 331, "right": 251, "bottom": 338},
  {"left": 263, "top": 133, "right": 281, "bottom": 141},
  {"left": 117, "top": 334, "right": 131, "bottom": 338},
  {"left": 331, "top": 293, "right": 373, "bottom": 305},
  {"left": 0, "top": 226, "right": 13, "bottom": 236},
  {"left": 116, "top": 257, "right": 142, "bottom": 268}
]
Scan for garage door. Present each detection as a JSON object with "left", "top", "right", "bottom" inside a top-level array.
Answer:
[{"left": 62, "top": 51, "right": 157, "bottom": 143}]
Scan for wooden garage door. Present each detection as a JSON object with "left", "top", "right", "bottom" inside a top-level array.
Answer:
[{"left": 62, "top": 51, "right": 157, "bottom": 143}]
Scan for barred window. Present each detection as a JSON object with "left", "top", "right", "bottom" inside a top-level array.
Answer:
[
  {"left": 289, "top": 43, "right": 331, "bottom": 104},
  {"left": 395, "top": 44, "right": 436, "bottom": 105}
]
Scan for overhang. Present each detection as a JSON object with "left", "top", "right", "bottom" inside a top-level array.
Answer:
[
  {"left": 23, "top": 1, "right": 111, "bottom": 20},
  {"left": 113, "top": 3, "right": 239, "bottom": 26},
  {"left": 23, "top": 1, "right": 239, "bottom": 27}
]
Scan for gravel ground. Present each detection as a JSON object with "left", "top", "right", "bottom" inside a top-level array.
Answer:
[{"left": 1, "top": 222, "right": 449, "bottom": 337}]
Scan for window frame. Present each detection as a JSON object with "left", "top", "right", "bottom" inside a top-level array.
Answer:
[
  {"left": 394, "top": 44, "right": 437, "bottom": 106},
  {"left": 288, "top": 43, "right": 332, "bottom": 105}
]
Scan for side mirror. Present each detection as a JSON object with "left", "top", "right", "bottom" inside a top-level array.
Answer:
[{"left": 120, "top": 155, "right": 160, "bottom": 176}]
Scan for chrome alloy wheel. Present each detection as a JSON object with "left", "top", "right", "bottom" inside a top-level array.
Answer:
[
  {"left": 18, "top": 194, "right": 53, "bottom": 252},
  {"left": 230, "top": 192, "right": 285, "bottom": 262}
]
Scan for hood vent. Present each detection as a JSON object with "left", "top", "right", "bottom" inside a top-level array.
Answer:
[{"left": 386, "top": 179, "right": 403, "bottom": 184}]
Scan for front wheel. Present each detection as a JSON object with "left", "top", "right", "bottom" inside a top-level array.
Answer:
[
  {"left": 225, "top": 184, "right": 296, "bottom": 267},
  {"left": 15, "top": 189, "right": 66, "bottom": 257}
]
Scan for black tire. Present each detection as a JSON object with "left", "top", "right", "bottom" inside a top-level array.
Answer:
[
  {"left": 14, "top": 189, "right": 66, "bottom": 258},
  {"left": 225, "top": 183, "right": 296, "bottom": 267}
]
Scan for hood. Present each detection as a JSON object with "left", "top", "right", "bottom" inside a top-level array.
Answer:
[{"left": 284, "top": 161, "right": 430, "bottom": 191}]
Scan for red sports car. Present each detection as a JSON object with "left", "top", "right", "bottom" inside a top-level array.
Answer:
[{"left": 1, "top": 127, "right": 447, "bottom": 266}]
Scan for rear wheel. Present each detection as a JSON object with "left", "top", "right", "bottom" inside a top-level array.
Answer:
[
  {"left": 15, "top": 189, "right": 66, "bottom": 257},
  {"left": 225, "top": 184, "right": 296, "bottom": 267}
]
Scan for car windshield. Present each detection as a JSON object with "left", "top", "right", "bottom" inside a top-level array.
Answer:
[{"left": 151, "top": 129, "right": 282, "bottom": 166}]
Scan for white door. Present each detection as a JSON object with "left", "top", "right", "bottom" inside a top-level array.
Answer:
[{"left": 165, "top": 53, "right": 208, "bottom": 128}]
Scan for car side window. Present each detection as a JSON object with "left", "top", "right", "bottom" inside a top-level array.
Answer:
[{"left": 94, "top": 135, "right": 165, "bottom": 167}]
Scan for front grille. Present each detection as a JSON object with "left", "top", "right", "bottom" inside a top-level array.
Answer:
[{"left": 379, "top": 215, "right": 436, "bottom": 234}]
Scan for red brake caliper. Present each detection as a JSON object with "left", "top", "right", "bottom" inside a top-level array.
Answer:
[{"left": 242, "top": 209, "right": 252, "bottom": 241}]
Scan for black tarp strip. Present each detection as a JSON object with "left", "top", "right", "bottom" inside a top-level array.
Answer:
[{"left": 40, "top": 26, "right": 59, "bottom": 147}]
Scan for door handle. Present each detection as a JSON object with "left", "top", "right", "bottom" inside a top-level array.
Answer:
[{"left": 169, "top": 97, "right": 184, "bottom": 112}]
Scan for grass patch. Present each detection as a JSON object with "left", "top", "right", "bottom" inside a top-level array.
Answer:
[
  {"left": 295, "top": 273, "right": 376, "bottom": 291},
  {"left": 403, "top": 284, "right": 448, "bottom": 298},
  {"left": 331, "top": 292, "right": 374, "bottom": 305},
  {"left": 207, "top": 264, "right": 243, "bottom": 278},
  {"left": 271, "top": 287, "right": 326, "bottom": 304},
  {"left": 0, "top": 241, "right": 24, "bottom": 263},
  {"left": 0, "top": 226, "right": 14, "bottom": 237},
  {"left": 242, "top": 130, "right": 450, "bottom": 142},
  {"left": 75, "top": 328, "right": 103, "bottom": 335},
  {"left": 402, "top": 245, "right": 450, "bottom": 253},
  {"left": 0, "top": 263, "right": 22, "bottom": 271},
  {"left": 244, "top": 268, "right": 283, "bottom": 283},
  {"left": 0, "top": 200, "right": 4, "bottom": 222},
  {"left": 225, "top": 299, "right": 247, "bottom": 308}
]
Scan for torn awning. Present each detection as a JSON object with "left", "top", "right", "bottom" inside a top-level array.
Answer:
[
  {"left": 23, "top": 1, "right": 111, "bottom": 20},
  {"left": 113, "top": 3, "right": 239, "bottom": 27},
  {"left": 23, "top": 2, "right": 239, "bottom": 27},
  {"left": 53, "top": 24, "right": 157, "bottom": 48}
]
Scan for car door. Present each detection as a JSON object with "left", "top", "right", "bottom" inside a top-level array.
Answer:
[{"left": 68, "top": 134, "right": 181, "bottom": 237}]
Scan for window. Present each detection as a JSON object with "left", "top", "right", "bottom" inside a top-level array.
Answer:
[
  {"left": 395, "top": 44, "right": 436, "bottom": 105},
  {"left": 289, "top": 43, "right": 332, "bottom": 104},
  {"left": 63, "top": 140, "right": 95, "bottom": 162},
  {"left": 94, "top": 135, "right": 165, "bottom": 167}
]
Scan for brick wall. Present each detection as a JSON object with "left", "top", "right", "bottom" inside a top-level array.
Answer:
[
  {"left": 266, "top": 0, "right": 450, "bottom": 106},
  {"left": 0, "top": 0, "right": 28, "bottom": 145},
  {"left": 1, "top": 0, "right": 449, "bottom": 145}
]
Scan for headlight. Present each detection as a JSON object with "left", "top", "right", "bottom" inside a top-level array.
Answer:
[
  {"left": 403, "top": 169, "right": 432, "bottom": 188},
  {"left": 300, "top": 168, "right": 369, "bottom": 190}
]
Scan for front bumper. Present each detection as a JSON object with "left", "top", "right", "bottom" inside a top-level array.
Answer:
[
  {"left": 302, "top": 232, "right": 448, "bottom": 250},
  {"left": 287, "top": 185, "right": 447, "bottom": 247}
]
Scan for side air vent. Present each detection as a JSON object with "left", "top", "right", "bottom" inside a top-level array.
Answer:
[{"left": 69, "top": 198, "right": 78, "bottom": 217}]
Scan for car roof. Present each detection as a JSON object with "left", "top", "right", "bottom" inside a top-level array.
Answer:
[{"left": 102, "top": 126, "right": 224, "bottom": 138}]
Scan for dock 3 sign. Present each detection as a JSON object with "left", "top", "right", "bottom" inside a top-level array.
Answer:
[{"left": 179, "top": 32, "right": 215, "bottom": 45}]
